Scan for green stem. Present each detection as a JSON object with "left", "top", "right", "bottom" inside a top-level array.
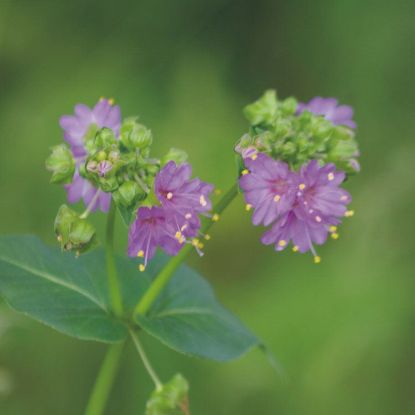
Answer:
[
  {"left": 130, "top": 330, "right": 163, "bottom": 390},
  {"left": 133, "top": 183, "right": 239, "bottom": 317},
  {"left": 84, "top": 343, "right": 125, "bottom": 415},
  {"left": 106, "top": 203, "right": 123, "bottom": 317}
]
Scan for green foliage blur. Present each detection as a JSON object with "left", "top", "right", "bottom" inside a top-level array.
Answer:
[{"left": 0, "top": 0, "right": 414, "bottom": 414}]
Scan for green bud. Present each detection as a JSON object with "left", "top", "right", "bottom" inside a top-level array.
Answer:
[
  {"left": 146, "top": 374, "right": 190, "bottom": 415},
  {"left": 120, "top": 118, "right": 153, "bottom": 150},
  {"left": 95, "top": 127, "right": 117, "bottom": 149},
  {"left": 112, "top": 181, "right": 146, "bottom": 208},
  {"left": 244, "top": 89, "right": 278, "bottom": 126},
  {"left": 54, "top": 205, "right": 97, "bottom": 255},
  {"left": 45, "top": 145, "right": 75, "bottom": 184},
  {"left": 161, "top": 148, "right": 188, "bottom": 166},
  {"left": 280, "top": 96, "right": 298, "bottom": 115}
]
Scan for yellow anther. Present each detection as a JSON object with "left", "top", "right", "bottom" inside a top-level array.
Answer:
[
  {"left": 299, "top": 183, "right": 306, "bottom": 190},
  {"left": 241, "top": 169, "right": 249, "bottom": 176},
  {"left": 214, "top": 189, "right": 222, "bottom": 195},
  {"left": 345, "top": 210, "right": 355, "bottom": 217},
  {"left": 138, "top": 264, "right": 146, "bottom": 272},
  {"left": 108, "top": 98, "right": 115, "bottom": 105},
  {"left": 340, "top": 195, "right": 348, "bottom": 201},
  {"left": 181, "top": 224, "right": 188, "bottom": 231},
  {"left": 204, "top": 234, "right": 211, "bottom": 240},
  {"left": 315, "top": 215, "right": 322, "bottom": 223},
  {"left": 191, "top": 238, "right": 200, "bottom": 247},
  {"left": 278, "top": 240, "right": 287, "bottom": 247},
  {"left": 329, "top": 225, "right": 337, "bottom": 233},
  {"left": 185, "top": 213, "right": 192, "bottom": 219},
  {"left": 274, "top": 194, "right": 281, "bottom": 202},
  {"left": 167, "top": 192, "right": 173, "bottom": 200},
  {"left": 251, "top": 154, "right": 257, "bottom": 160},
  {"left": 331, "top": 233, "right": 339, "bottom": 240},
  {"left": 137, "top": 250, "right": 144, "bottom": 258},
  {"left": 198, "top": 242, "right": 204, "bottom": 249},
  {"left": 292, "top": 245, "right": 299, "bottom": 252},
  {"left": 212, "top": 213, "right": 220, "bottom": 222},
  {"left": 99, "top": 96, "right": 105, "bottom": 101},
  {"left": 327, "top": 172, "right": 335, "bottom": 181},
  {"left": 175, "top": 231, "right": 182, "bottom": 240},
  {"left": 314, "top": 256, "right": 321, "bottom": 264},
  {"left": 200, "top": 195, "right": 207, "bottom": 207},
  {"left": 245, "top": 204, "right": 252, "bottom": 211}
]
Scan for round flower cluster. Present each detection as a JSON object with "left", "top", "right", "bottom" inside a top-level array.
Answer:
[
  {"left": 238, "top": 92, "right": 359, "bottom": 262},
  {"left": 46, "top": 98, "right": 213, "bottom": 261}
]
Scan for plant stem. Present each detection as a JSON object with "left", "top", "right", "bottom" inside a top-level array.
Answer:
[
  {"left": 84, "top": 342, "right": 125, "bottom": 415},
  {"left": 130, "top": 330, "right": 163, "bottom": 390},
  {"left": 106, "top": 203, "right": 123, "bottom": 317},
  {"left": 133, "top": 183, "right": 239, "bottom": 317}
]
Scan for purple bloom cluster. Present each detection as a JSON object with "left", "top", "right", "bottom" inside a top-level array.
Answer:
[
  {"left": 240, "top": 153, "right": 353, "bottom": 262},
  {"left": 296, "top": 97, "right": 356, "bottom": 129},
  {"left": 128, "top": 161, "right": 214, "bottom": 271},
  {"left": 59, "top": 99, "right": 121, "bottom": 212}
]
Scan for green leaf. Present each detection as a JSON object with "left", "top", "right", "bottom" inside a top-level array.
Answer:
[
  {"left": 135, "top": 258, "right": 259, "bottom": 361},
  {"left": 0, "top": 235, "right": 131, "bottom": 342}
]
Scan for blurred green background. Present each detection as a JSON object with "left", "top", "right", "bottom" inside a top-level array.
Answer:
[{"left": 1, "top": 0, "right": 414, "bottom": 414}]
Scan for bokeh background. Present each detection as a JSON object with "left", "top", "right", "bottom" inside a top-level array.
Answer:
[{"left": 1, "top": 0, "right": 414, "bottom": 414}]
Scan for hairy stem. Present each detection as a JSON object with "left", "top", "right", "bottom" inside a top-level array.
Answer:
[
  {"left": 84, "top": 342, "right": 125, "bottom": 415},
  {"left": 133, "top": 183, "right": 239, "bottom": 317},
  {"left": 130, "top": 330, "right": 163, "bottom": 390},
  {"left": 106, "top": 203, "right": 123, "bottom": 316}
]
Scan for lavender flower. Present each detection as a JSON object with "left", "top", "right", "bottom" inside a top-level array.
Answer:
[
  {"left": 260, "top": 160, "right": 352, "bottom": 262},
  {"left": 59, "top": 99, "right": 121, "bottom": 213},
  {"left": 127, "top": 206, "right": 182, "bottom": 271},
  {"left": 239, "top": 153, "right": 297, "bottom": 226},
  {"left": 296, "top": 97, "right": 356, "bottom": 129}
]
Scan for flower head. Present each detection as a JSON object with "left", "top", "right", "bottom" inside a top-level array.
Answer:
[
  {"left": 259, "top": 160, "right": 352, "bottom": 260},
  {"left": 296, "top": 97, "right": 356, "bottom": 129},
  {"left": 239, "top": 153, "right": 297, "bottom": 226},
  {"left": 128, "top": 206, "right": 182, "bottom": 271},
  {"left": 59, "top": 98, "right": 121, "bottom": 213}
]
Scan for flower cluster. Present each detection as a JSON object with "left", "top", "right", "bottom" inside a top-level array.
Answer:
[
  {"left": 238, "top": 91, "right": 359, "bottom": 262},
  {"left": 236, "top": 90, "right": 360, "bottom": 174},
  {"left": 128, "top": 161, "right": 214, "bottom": 271}
]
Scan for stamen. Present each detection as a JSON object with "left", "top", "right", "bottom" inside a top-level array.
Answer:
[
  {"left": 212, "top": 213, "right": 220, "bottom": 222},
  {"left": 340, "top": 195, "right": 348, "bottom": 201},
  {"left": 314, "top": 256, "right": 321, "bottom": 264},
  {"left": 108, "top": 98, "right": 114, "bottom": 105},
  {"left": 180, "top": 224, "right": 188, "bottom": 231},
  {"left": 251, "top": 154, "right": 257, "bottom": 160},
  {"left": 185, "top": 213, "right": 192, "bottom": 219},
  {"left": 331, "top": 233, "right": 339, "bottom": 240},
  {"left": 191, "top": 238, "right": 200, "bottom": 247},
  {"left": 274, "top": 195, "right": 281, "bottom": 202},
  {"left": 241, "top": 169, "right": 249, "bottom": 176},
  {"left": 278, "top": 240, "right": 287, "bottom": 247},
  {"left": 199, "top": 195, "right": 207, "bottom": 207},
  {"left": 329, "top": 226, "right": 337, "bottom": 233},
  {"left": 345, "top": 210, "right": 355, "bottom": 217},
  {"left": 214, "top": 189, "right": 222, "bottom": 195},
  {"left": 175, "top": 231, "right": 182, "bottom": 240},
  {"left": 292, "top": 245, "right": 299, "bottom": 252},
  {"left": 166, "top": 192, "right": 173, "bottom": 200},
  {"left": 245, "top": 204, "right": 252, "bottom": 211},
  {"left": 138, "top": 264, "right": 146, "bottom": 272},
  {"left": 204, "top": 234, "right": 211, "bottom": 240},
  {"left": 327, "top": 172, "right": 335, "bottom": 181},
  {"left": 315, "top": 215, "right": 322, "bottom": 223},
  {"left": 137, "top": 250, "right": 144, "bottom": 258},
  {"left": 299, "top": 183, "right": 306, "bottom": 190},
  {"left": 198, "top": 241, "right": 204, "bottom": 249}
]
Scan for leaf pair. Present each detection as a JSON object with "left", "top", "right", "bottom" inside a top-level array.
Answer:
[{"left": 0, "top": 236, "right": 259, "bottom": 361}]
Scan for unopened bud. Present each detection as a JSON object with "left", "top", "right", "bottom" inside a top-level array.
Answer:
[
  {"left": 146, "top": 374, "right": 190, "bottom": 415},
  {"left": 45, "top": 145, "right": 75, "bottom": 184},
  {"left": 54, "top": 205, "right": 97, "bottom": 254},
  {"left": 120, "top": 118, "right": 153, "bottom": 150},
  {"left": 95, "top": 127, "right": 117, "bottom": 149},
  {"left": 112, "top": 181, "right": 146, "bottom": 208}
]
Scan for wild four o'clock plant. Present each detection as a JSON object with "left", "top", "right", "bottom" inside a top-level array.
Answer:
[{"left": 0, "top": 90, "right": 360, "bottom": 414}]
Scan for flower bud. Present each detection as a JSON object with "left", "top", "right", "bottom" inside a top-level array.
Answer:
[
  {"left": 161, "top": 148, "right": 188, "bottom": 166},
  {"left": 45, "top": 145, "right": 75, "bottom": 184},
  {"left": 112, "top": 181, "right": 146, "bottom": 208},
  {"left": 120, "top": 118, "right": 153, "bottom": 150},
  {"left": 95, "top": 127, "right": 117, "bottom": 149},
  {"left": 243, "top": 89, "right": 278, "bottom": 126},
  {"left": 54, "top": 205, "right": 97, "bottom": 255},
  {"left": 146, "top": 374, "right": 190, "bottom": 415}
]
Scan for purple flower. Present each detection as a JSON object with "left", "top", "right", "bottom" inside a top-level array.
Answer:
[
  {"left": 260, "top": 160, "right": 352, "bottom": 261},
  {"left": 239, "top": 153, "right": 298, "bottom": 226},
  {"left": 296, "top": 97, "right": 356, "bottom": 129},
  {"left": 60, "top": 98, "right": 121, "bottom": 157},
  {"left": 59, "top": 99, "right": 121, "bottom": 213},
  {"left": 128, "top": 206, "right": 182, "bottom": 271}
]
